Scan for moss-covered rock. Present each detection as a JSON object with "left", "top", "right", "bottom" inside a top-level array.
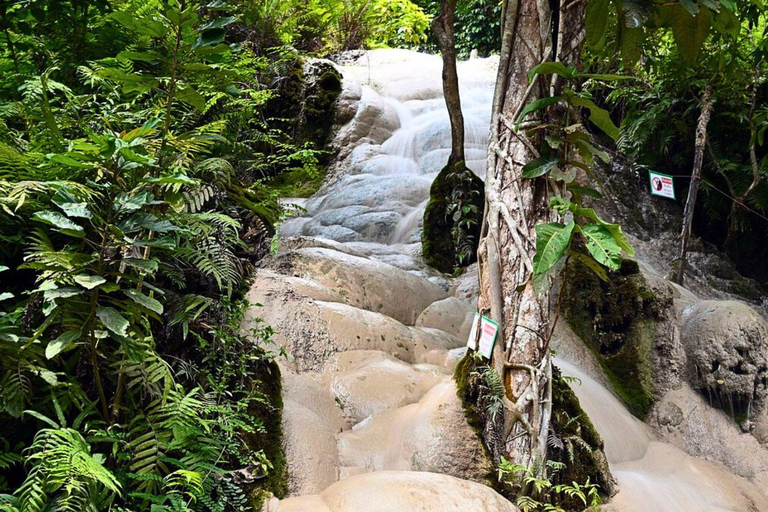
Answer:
[
  {"left": 244, "top": 359, "right": 288, "bottom": 505},
  {"left": 422, "top": 161, "right": 484, "bottom": 274},
  {"left": 549, "top": 366, "right": 617, "bottom": 506},
  {"left": 300, "top": 60, "right": 342, "bottom": 156},
  {"left": 453, "top": 354, "right": 616, "bottom": 508},
  {"left": 563, "top": 257, "right": 673, "bottom": 419}
]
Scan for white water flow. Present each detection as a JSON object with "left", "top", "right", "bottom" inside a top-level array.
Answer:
[{"left": 274, "top": 50, "right": 768, "bottom": 511}]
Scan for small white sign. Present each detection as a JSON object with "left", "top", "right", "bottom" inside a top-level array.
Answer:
[
  {"left": 466, "top": 313, "right": 481, "bottom": 349},
  {"left": 649, "top": 171, "right": 675, "bottom": 200},
  {"left": 466, "top": 313, "right": 499, "bottom": 360}
]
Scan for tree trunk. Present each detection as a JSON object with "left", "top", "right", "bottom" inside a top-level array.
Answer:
[
  {"left": 674, "top": 82, "right": 713, "bottom": 285},
  {"left": 475, "top": 0, "right": 586, "bottom": 475},
  {"left": 433, "top": 0, "right": 465, "bottom": 164}
]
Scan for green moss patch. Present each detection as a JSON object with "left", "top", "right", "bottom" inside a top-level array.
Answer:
[
  {"left": 549, "top": 366, "right": 616, "bottom": 504},
  {"left": 422, "top": 161, "right": 484, "bottom": 274},
  {"left": 563, "top": 257, "right": 669, "bottom": 419}
]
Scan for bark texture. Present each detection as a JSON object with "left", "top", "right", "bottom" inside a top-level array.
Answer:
[
  {"left": 675, "top": 82, "right": 713, "bottom": 285},
  {"left": 476, "top": 0, "right": 586, "bottom": 473}
]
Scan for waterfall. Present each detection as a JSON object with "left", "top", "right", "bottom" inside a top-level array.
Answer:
[{"left": 271, "top": 49, "right": 768, "bottom": 511}]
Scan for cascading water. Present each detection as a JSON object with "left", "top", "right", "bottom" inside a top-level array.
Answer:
[{"left": 264, "top": 49, "right": 768, "bottom": 511}]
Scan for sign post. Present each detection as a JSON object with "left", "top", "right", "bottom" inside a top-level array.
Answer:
[{"left": 649, "top": 171, "right": 676, "bottom": 199}]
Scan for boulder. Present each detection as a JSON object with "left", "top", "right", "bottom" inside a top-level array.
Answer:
[
  {"left": 327, "top": 350, "right": 445, "bottom": 424},
  {"left": 337, "top": 381, "right": 493, "bottom": 484},
  {"left": 681, "top": 300, "right": 768, "bottom": 431},
  {"left": 416, "top": 296, "right": 475, "bottom": 340},
  {"left": 277, "top": 471, "right": 518, "bottom": 512}
]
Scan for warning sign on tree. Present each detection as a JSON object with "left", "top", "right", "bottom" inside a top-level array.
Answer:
[
  {"left": 649, "top": 171, "right": 675, "bottom": 199},
  {"left": 466, "top": 313, "right": 499, "bottom": 360}
]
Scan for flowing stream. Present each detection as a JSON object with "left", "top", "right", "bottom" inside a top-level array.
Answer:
[{"left": 260, "top": 49, "right": 768, "bottom": 511}]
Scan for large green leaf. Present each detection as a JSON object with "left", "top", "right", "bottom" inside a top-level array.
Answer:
[
  {"left": 586, "top": 0, "right": 610, "bottom": 50},
  {"left": 568, "top": 96, "right": 620, "bottom": 141},
  {"left": 32, "top": 211, "right": 85, "bottom": 237},
  {"left": 571, "top": 206, "right": 634, "bottom": 255},
  {"left": 522, "top": 154, "right": 559, "bottom": 178},
  {"left": 516, "top": 96, "right": 562, "bottom": 127},
  {"left": 528, "top": 62, "right": 576, "bottom": 82},
  {"left": 668, "top": 5, "right": 712, "bottom": 64},
  {"left": 579, "top": 224, "right": 623, "bottom": 270},
  {"left": 96, "top": 307, "right": 130, "bottom": 337},
  {"left": 125, "top": 289, "right": 163, "bottom": 315},
  {"left": 52, "top": 189, "right": 92, "bottom": 219},
  {"left": 45, "top": 331, "right": 80, "bottom": 359},
  {"left": 74, "top": 275, "right": 106, "bottom": 290},
  {"left": 533, "top": 221, "right": 576, "bottom": 276}
]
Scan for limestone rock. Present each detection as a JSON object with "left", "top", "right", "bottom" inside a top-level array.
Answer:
[
  {"left": 415, "top": 296, "right": 475, "bottom": 340},
  {"left": 266, "top": 246, "right": 448, "bottom": 324},
  {"left": 277, "top": 471, "right": 517, "bottom": 512},
  {"left": 281, "top": 370, "right": 344, "bottom": 496},
  {"left": 327, "top": 351, "right": 445, "bottom": 424},
  {"left": 681, "top": 300, "right": 768, "bottom": 425},
  {"left": 337, "top": 381, "right": 492, "bottom": 484}
]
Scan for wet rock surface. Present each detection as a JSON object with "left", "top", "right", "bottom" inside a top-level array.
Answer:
[{"left": 248, "top": 49, "right": 768, "bottom": 511}]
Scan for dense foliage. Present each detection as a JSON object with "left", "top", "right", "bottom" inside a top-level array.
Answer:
[
  {"left": 0, "top": 1, "right": 298, "bottom": 509},
  {"left": 584, "top": 0, "right": 768, "bottom": 285}
]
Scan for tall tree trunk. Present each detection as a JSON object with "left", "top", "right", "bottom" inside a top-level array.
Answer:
[
  {"left": 475, "top": 0, "right": 585, "bottom": 475},
  {"left": 674, "top": 82, "right": 713, "bottom": 285},
  {"left": 433, "top": 0, "right": 465, "bottom": 164}
]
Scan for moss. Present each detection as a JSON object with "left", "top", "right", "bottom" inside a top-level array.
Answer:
[
  {"left": 264, "top": 58, "right": 342, "bottom": 198},
  {"left": 549, "top": 366, "right": 615, "bottom": 506},
  {"left": 422, "top": 161, "right": 484, "bottom": 274},
  {"left": 453, "top": 354, "right": 499, "bottom": 490},
  {"left": 563, "top": 256, "right": 668, "bottom": 419},
  {"left": 243, "top": 358, "right": 288, "bottom": 505}
]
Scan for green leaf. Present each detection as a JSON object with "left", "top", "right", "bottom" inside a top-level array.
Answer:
[
  {"left": 586, "top": 0, "right": 610, "bottom": 50},
  {"left": 45, "top": 331, "right": 80, "bottom": 359},
  {"left": 571, "top": 206, "right": 634, "bottom": 255},
  {"left": 0, "top": 265, "right": 8, "bottom": 272},
  {"left": 522, "top": 154, "right": 559, "bottom": 178},
  {"left": 124, "top": 258, "right": 159, "bottom": 272},
  {"left": 528, "top": 62, "right": 576, "bottom": 82},
  {"left": 52, "top": 189, "right": 92, "bottom": 219},
  {"left": 43, "top": 286, "right": 82, "bottom": 300},
  {"left": 517, "top": 96, "right": 563, "bottom": 127},
  {"left": 533, "top": 221, "right": 576, "bottom": 275},
  {"left": 199, "top": 16, "right": 237, "bottom": 31},
  {"left": 96, "top": 307, "right": 130, "bottom": 337},
  {"left": 568, "top": 97, "right": 620, "bottom": 140},
  {"left": 0, "top": 292, "right": 14, "bottom": 302},
  {"left": 618, "top": 11, "right": 645, "bottom": 65},
  {"left": 125, "top": 289, "right": 163, "bottom": 315},
  {"left": 192, "top": 28, "right": 226, "bottom": 50},
  {"left": 32, "top": 211, "right": 85, "bottom": 237},
  {"left": 579, "top": 224, "right": 623, "bottom": 270},
  {"left": 571, "top": 251, "right": 609, "bottom": 282},
  {"left": 74, "top": 275, "right": 107, "bottom": 289},
  {"left": 569, "top": 185, "right": 603, "bottom": 199},
  {"left": 713, "top": 7, "right": 740, "bottom": 39},
  {"left": 668, "top": 5, "right": 712, "bottom": 64},
  {"left": 117, "top": 50, "right": 160, "bottom": 62},
  {"left": 175, "top": 84, "right": 206, "bottom": 111}
]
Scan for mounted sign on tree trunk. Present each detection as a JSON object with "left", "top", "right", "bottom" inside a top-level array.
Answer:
[
  {"left": 466, "top": 313, "right": 499, "bottom": 359},
  {"left": 649, "top": 171, "right": 676, "bottom": 199}
]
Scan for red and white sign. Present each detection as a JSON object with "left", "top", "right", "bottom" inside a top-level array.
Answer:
[{"left": 649, "top": 171, "right": 675, "bottom": 200}]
